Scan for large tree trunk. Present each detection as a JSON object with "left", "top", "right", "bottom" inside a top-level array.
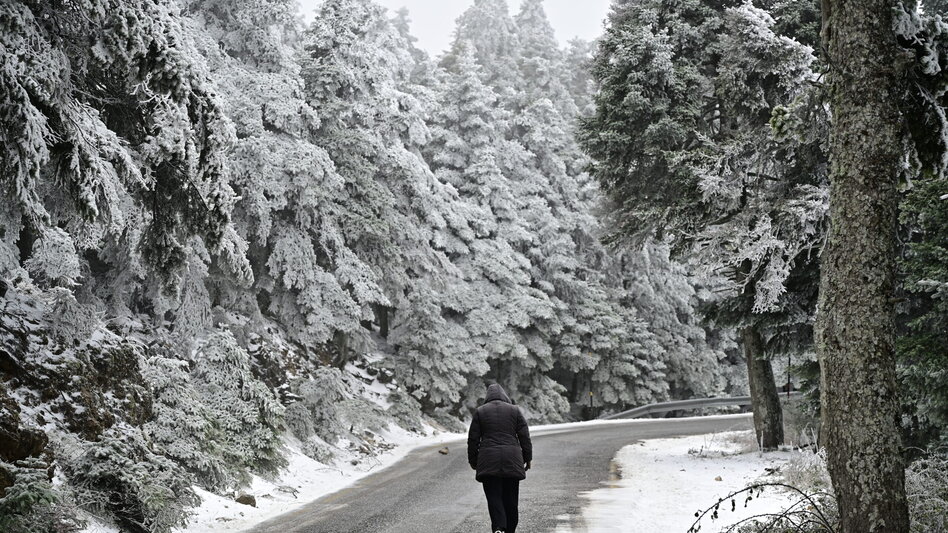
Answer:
[
  {"left": 742, "top": 326, "right": 784, "bottom": 450},
  {"left": 816, "top": 1, "right": 910, "bottom": 531}
]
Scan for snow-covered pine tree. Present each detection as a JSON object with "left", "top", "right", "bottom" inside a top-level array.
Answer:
[
  {"left": 894, "top": 0, "right": 948, "bottom": 448},
  {"left": 515, "top": 1, "right": 676, "bottom": 413},
  {"left": 0, "top": 0, "right": 250, "bottom": 297},
  {"left": 899, "top": 174, "right": 948, "bottom": 447},
  {"left": 300, "top": 0, "right": 497, "bottom": 410},
  {"left": 442, "top": 0, "right": 522, "bottom": 98},
  {"left": 563, "top": 39, "right": 597, "bottom": 118},
  {"left": 581, "top": 0, "right": 828, "bottom": 447},
  {"left": 435, "top": 0, "right": 680, "bottom": 416},
  {"left": 184, "top": 0, "right": 301, "bottom": 72},
  {"left": 515, "top": 96, "right": 672, "bottom": 413},
  {"left": 619, "top": 241, "right": 738, "bottom": 399},
  {"left": 391, "top": 7, "right": 434, "bottom": 83},
  {"left": 186, "top": 0, "right": 395, "bottom": 357},
  {"left": 426, "top": 43, "right": 569, "bottom": 418},
  {"left": 694, "top": 3, "right": 828, "bottom": 448},
  {"left": 513, "top": 0, "right": 578, "bottom": 118}
]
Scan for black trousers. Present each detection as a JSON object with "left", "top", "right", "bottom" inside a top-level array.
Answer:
[{"left": 481, "top": 477, "right": 520, "bottom": 533}]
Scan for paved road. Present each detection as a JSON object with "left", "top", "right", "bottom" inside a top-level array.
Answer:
[{"left": 247, "top": 414, "right": 753, "bottom": 533}]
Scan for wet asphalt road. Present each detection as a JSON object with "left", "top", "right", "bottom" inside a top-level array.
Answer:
[{"left": 246, "top": 414, "right": 753, "bottom": 533}]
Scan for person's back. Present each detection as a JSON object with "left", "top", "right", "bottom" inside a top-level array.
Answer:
[{"left": 468, "top": 384, "right": 532, "bottom": 533}]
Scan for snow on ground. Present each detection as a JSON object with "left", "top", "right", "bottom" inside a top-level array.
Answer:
[
  {"left": 173, "top": 425, "right": 464, "bottom": 533},
  {"left": 75, "top": 513, "right": 120, "bottom": 533},
  {"left": 557, "top": 430, "right": 794, "bottom": 533}
]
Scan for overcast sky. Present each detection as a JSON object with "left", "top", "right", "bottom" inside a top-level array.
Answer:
[{"left": 296, "top": 0, "right": 612, "bottom": 56}]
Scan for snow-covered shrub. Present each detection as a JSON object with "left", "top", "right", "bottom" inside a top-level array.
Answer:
[
  {"left": 729, "top": 499, "right": 837, "bottom": 533},
  {"left": 290, "top": 368, "right": 387, "bottom": 445},
  {"left": 189, "top": 332, "right": 287, "bottom": 479},
  {"left": 299, "top": 437, "right": 336, "bottom": 464},
  {"left": 45, "top": 288, "right": 99, "bottom": 346},
  {"left": 62, "top": 429, "right": 198, "bottom": 533},
  {"left": 142, "top": 352, "right": 232, "bottom": 491},
  {"left": 694, "top": 483, "right": 837, "bottom": 533},
  {"left": 386, "top": 389, "right": 424, "bottom": 432},
  {"left": 287, "top": 366, "right": 393, "bottom": 463},
  {"left": 337, "top": 398, "right": 388, "bottom": 434},
  {"left": 906, "top": 451, "right": 948, "bottom": 533},
  {"left": 429, "top": 407, "right": 467, "bottom": 433},
  {"left": 290, "top": 369, "right": 349, "bottom": 443},
  {"left": 715, "top": 431, "right": 758, "bottom": 455},
  {"left": 285, "top": 401, "right": 316, "bottom": 441},
  {"left": 0, "top": 458, "right": 79, "bottom": 533}
]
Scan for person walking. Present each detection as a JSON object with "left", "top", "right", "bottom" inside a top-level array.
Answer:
[{"left": 467, "top": 383, "right": 533, "bottom": 533}]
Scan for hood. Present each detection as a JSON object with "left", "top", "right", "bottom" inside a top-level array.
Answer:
[{"left": 485, "top": 384, "right": 511, "bottom": 404}]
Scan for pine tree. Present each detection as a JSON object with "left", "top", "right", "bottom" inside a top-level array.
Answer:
[
  {"left": 621, "top": 241, "right": 737, "bottom": 399},
  {"left": 436, "top": 0, "right": 680, "bottom": 416},
  {"left": 564, "top": 39, "right": 597, "bottom": 118},
  {"left": 513, "top": 0, "right": 577, "bottom": 117},
  {"left": 0, "top": 0, "right": 250, "bottom": 295},
  {"left": 426, "top": 44, "right": 567, "bottom": 418},
  {"left": 899, "top": 176, "right": 948, "bottom": 447},
  {"left": 442, "top": 0, "right": 521, "bottom": 96},
  {"left": 301, "top": 0, "right": 496, "bottom": 404},
  {"left": 893, "top": 1, "right": 948, "bottom": 450},
  {"left": 581, "top": 0, "right": 827, "bottom": 447},
  {"left": 185, "top": 0, "right": 370, "bottom": 352},
  {"left": 816, "top": 0, "right": 911, "bottom": 528}
]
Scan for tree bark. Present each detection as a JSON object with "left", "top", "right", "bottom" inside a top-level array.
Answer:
[
  {"left": 332, "top": 330, "right": 350, "bottom": 368},
  {"left": 742, "top": 326, "right": 784, "bottom": 450},
  {"left": 816, "top": 1, "right": 910, "bottom": 531}
]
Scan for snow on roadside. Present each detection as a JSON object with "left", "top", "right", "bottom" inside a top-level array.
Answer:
[
  {"left": 558, "top": 430, "right": 794, "bottom": 533},
  {"left": 173, "top": 425, "right": 463, "bottom": 533}
]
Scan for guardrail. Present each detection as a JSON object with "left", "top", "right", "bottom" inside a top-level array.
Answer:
[{"left": 599, "top": 392, "right": 803, "bottom": 420}]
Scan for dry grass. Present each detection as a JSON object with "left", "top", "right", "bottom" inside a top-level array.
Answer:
[
  {"left": 781, "top": 448, "right": 832, "bottom": 492},
  {"left": 781, "top": 397, "right": 820, "bottom": 450},
  {"left": 723, "top": 430, "right": 762, "bottom": 454},
  {"left": 907, "top": 451, "right": 948, "bottom": 533}
]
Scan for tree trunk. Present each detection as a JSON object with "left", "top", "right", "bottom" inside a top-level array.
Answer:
[
  {"left": 742, "top": 326, "right": 784, "bottom": 450},
  {"left": 816, "top": 1, "right": 910, "bottom": 531},
  {"left": 374, "top": 304, "right": 390, "bottom": 338},
  {"left": 332, "top": 330, "right": 349, "bottom": 368}
]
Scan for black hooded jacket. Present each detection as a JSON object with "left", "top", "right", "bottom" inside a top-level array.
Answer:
[{"left": 467, "top": 384, "right": 533, "bottom": 482}]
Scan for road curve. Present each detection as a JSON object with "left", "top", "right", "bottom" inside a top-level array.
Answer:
[{"left": 246, "top": 414, "right": 753, "bottom": 533}]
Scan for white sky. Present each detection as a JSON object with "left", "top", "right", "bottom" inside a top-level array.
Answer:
[{"left": 296, "top": 0, "right": 612, "bottom": 56}]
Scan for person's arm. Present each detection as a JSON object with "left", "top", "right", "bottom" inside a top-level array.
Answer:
[
  {"left": 467, "top": 410, "right": 481, "bottom": 469},
  {"left": 516, "top": 410, "right": 532, "bottom": 469}
]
